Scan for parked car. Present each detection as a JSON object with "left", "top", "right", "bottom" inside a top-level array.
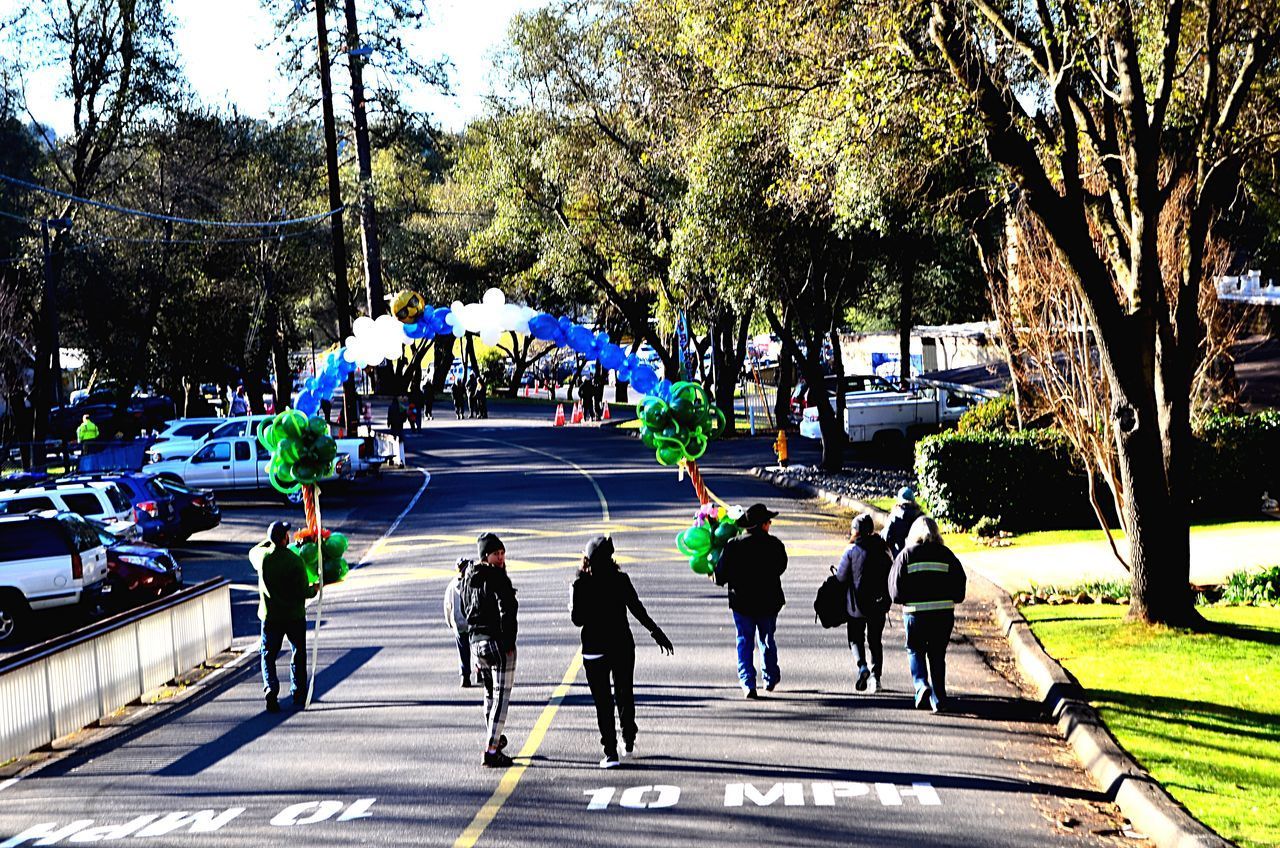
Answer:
[
  {"left": 0, "top": 510, "right": 110, "bottom": 643},
  {"left": 798, "top": 385, "right": 978, "bottom": 443},
  {"left": 153, "top": 477, "right": 221, "bottom": 539},
  {"left": 59, "top": 471, "right": 182, "bottom": 543},
  {"left": 146, "top": 436, "right": 355, "bottom": 493},
  {"left": 151, "top": 417, "right": 225, "bottom": 445},
  {"left": 84, "top": 517, "right": 182, "bottom": 606},
  {"left": 0, "top": 480, "right": 136, "bottom": 526},
  {"left": 146, "top": 414, "right": 273, "bottom": 463},
  {"left": 49, "top": 386, "right": 176, "bottom": 441}
]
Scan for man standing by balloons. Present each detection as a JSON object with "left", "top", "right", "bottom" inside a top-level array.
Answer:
[
  {"left": 461, "top": 533, "right": 519, "bottom": 767},
  {"left": 714, "top": 503, "right": 788, "bottom": 698},
  {"left": 250, "top": 520, "right": 318, "bottom": 712}
]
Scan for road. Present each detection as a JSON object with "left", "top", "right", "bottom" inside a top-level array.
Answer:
[{"left": 0, "top": 410, "right": 1127, "bottom": 847}]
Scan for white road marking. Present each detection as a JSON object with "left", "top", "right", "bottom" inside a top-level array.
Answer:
[
  {"left": 450, "top": 435, "right": 610, "bottom": 522},
  {"left": 354, "top": 468, "right": 432, "bottom": 568},
  {"left": 0, "top": 777, "right": 20, "bottom": 793}
]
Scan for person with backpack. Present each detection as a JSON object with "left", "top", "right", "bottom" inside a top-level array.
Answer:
[
  {"left": 889, "top": 516, "right": 966, "bottom": 713},
  {"left": 714, "top": 503, "right": 788, "bottom": 698},
  {"left": 883, "top": 486, "right": 924, "bottom": 556},
  {"left": 570, "top": 536, "right": 674, "bottom": 768},
  {"left": 444, "top": 557, "right": 473, "bottom": 688},
  {"left": 835, "top": 512, "right": 892, "bottom": 694},
  {"left": 462, "top": 533, "right": 518, "bottom": 767}
]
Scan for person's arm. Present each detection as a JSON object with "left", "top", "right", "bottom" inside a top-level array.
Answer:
[
  {"left": 888, "top": 550, "right": 908, "bottom": 605},
  {"left": 834, "top": 546, "right": 854, "bottom": 583},
  {"left": 497, "top": 572, "right": 519, "bottom": 651},
  {"left": 623, "top": 576, "right": 673, "bottom": 654},
  {"left": 713, "top": 546, "right": 732, "bottom": 586},
  {"left": 248, "top": 541, "right": 270, "bottom": 572},
  {"left": 775, "top": 536, "right": 789, "bottom": 575},
  {"left": 949, "top": 548, "right": 967, "bottom": 603},
  {"left": 570, "top": 578, "right": 587, "bottom": 627}
]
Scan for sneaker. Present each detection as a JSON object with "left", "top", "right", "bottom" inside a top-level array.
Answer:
[
  {"left": 744, "top": 688, "right": 758, "bottom": 699},
  {"left": 931, "top": 695, "right": 946, "bottom": 714},
  {"left": 765, "top": 680, "right": 778, "bottom": 692},
  {"left": 623, "top": 740, "right": 635, "bottom": 758},
  {"left": 868, "top": 676, "right": 881, "bottom": 695},
  {"left": 460, "top": 677, "right": 472, "bottom": 688},
  {"left": 855, "top": 668, "right": 870, "bottom": 691},
  {"left": 599, "top": 752, "right": 620, "bottom": 769},
  {"left": 914, "top": 687, "right": 933, "bottom": 710},
  {"left": 265, "top": 695, "right": 280, "bottom": 713},
  {"left": 483, "top": 750, "right": 514, "bottom": 768},
  {"left": 497, "top": 734, "right": 508, "bottom": 751}
]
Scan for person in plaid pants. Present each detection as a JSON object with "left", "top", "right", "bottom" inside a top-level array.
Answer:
[{"left": 462, "top": 532, "right": 519, "bottom": 767}]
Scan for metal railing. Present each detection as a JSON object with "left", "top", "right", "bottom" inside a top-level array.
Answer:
[{"left": 0, "top": 579, "right": 232, "bottom": 764}]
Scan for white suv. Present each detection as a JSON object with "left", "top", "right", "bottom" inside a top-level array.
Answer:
[
  {"left": 147, "top": 414, "right": 273, "bottom": 463},
  {"left": 0, "top": 481, "right": 136, "bottom": 526},
  {"left": 0, "top": 511, "right": 110, "bottom": 643}
]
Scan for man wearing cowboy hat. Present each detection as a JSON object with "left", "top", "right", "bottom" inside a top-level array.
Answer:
[{"left": 714, "top": 503, "right": 788, "bottom": 698}]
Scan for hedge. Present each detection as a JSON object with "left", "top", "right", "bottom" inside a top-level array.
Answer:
[{"left": 915, "top": 410, "right": 1280, "bottom": 531}]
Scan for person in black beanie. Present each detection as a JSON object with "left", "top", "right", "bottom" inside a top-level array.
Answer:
[
  {"left": 571, "top": 535, "right": 673, "bottom": 768},
  {"left": 461, "top": 532, "right": 519, "bottom": 767}
]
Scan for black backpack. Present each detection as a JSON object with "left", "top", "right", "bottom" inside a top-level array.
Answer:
[{"left": 814, "top": 567, "right": 849, "bottom": 629}]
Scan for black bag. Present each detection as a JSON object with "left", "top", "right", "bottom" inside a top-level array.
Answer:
[{"left": 814, "top": 567, "right": 849, "bottom": 629}]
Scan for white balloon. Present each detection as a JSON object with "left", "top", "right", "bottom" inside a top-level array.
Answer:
[
  {"left": 482, "top": 287, "right": 506, "bottom": 306},
  {"left": 479, "top": 327, "right": 502, "bottom": 346},
  {"left": 353, "top": 315, "right": 376, "bottom": 336}
]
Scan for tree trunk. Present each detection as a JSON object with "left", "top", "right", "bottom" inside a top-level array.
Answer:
[
  {"left": 830, "top": 326, "right": 846, "bottom": 417},
  {"left": 432, "top": 338, "right": 454, "bottom": 395},
  {"left": 343, "top": 0, "right": 386, "bottom": 320},
  {"left": 898, "top": 254, "right": 916, "bottom": 389},
  {"left": 767, "top": 309, "right": 844, "bottom": 470}
]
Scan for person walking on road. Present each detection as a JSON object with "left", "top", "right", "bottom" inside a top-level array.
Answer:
[
  {"left": 835, "top": 512, "right": 892, "bottom": 694},
  {"left": 570, "top": 535, "right": 674, "bottom": 768},
  {"left": 250, "top": 520, "right": 317, "bottom": 712},
  {"left": 230, "top": 385, "right": 249, "bottom": 417},
  {"left": 475, "top": 378, "right": 489, "bottom": 419},
  {"left": 889, "top": 516, "right": 966, "bottom": 713},
  {"left": 883, "top": 486, "right": 923, "bottom": 556},
  {"left": 461, "top": 533, "right": 518, "bottom": 767},
  {"left": 714, "top": 503, "right": 787, "bottom": 698},
  {"left": 450, "top": 380, "right": 466, "bottom": 419},
  {"left": 466, "top": 373, "right": 479, "bottom": 419},
  {"left": 444, "top": 557, "right": 473, "bottom": 688}
]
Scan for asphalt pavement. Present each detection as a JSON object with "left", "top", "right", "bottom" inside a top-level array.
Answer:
[{"left": 0, "top": 408, "right": 1129, "bottom": 847}]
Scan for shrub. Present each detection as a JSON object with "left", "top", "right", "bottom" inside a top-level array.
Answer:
[
  {"left": 970, "top": 515, "right": 1002, "bottom": 538},
  {"left": 957, "top": 395, "right": 1019, "bottom": 434},
  {"left": 1191, "top": 409, "right": 1280, "bottom": 516},
  {"left": 914, "top": 429, "right": 1095, "bottom": 531},
  {"left": 1220, "top": 566, "right": 1280, "bottom": 605}
]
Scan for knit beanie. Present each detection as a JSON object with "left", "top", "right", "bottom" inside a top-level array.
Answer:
[
  {"left": 583, "top": 535, "right": 615, "bottom": 569},
  {"left": 851, "top": 512, "right": 875, "bottom": 538},
  {"left": 476, "top": 532, "right": 505, "bottom": 559}
]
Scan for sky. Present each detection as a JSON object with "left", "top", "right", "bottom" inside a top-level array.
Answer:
[{"left": 3, "top": 0, "right": 545, "bottom": 136}]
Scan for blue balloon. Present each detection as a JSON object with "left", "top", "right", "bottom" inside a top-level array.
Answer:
[
  {"left": 528, "top": 313, "right": 557, "bottom": 341},
  {"left": 304, "top": 377, "right": 318, "bottom": 392},
  {"left": 599, "top": 343, "right": 625, "bottom": 371},
  {"left": 630, "top": 364, "right": 658, "bottom": 394},
  {"left": 295, "top": 392, "right": 320, "bottom": 416},
  {"left": 654, "top": 379, "right": 673, "bottom": 401},
  {"left": 404, "top": 321, "right": 429, "bottom": 339},
  {"left": 431, "top": 307, "right": 452, "bottom": 335},
  {"left": 595, "top": 331, "right": 611, "bottom": 349},
  {"left": 558, "top": 316, "right": 573, "bottom": 333},
  {"left": 567, "top": 325, "right": 595, "bottom": 354}
]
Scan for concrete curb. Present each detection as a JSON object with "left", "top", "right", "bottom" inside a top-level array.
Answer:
[
  {"left": 749, "top": 466, "right": 888, "bottom": 517},
  {"left": 988, "top": 591, "right": 1233, "bottom": 848},
  {"left": 751, "top": 465, "right": 1234, "bottom": 848}
]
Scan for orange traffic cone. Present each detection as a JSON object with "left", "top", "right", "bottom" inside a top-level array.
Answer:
[
  {"left": 602, "top": 401, "right": 611, "bottom": 421},
  {"left": 554, "top": 404, "right": 566, "bottom": 427},
  {"left": 572, "top": 400, "right": 583, "bottom": 424}
]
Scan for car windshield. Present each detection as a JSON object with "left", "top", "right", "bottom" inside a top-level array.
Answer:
[
  {"left": 156, "top": 477, "right": 199, "bottom": 496},
  {"left": 84, "top": 518, "right": 119, "bottom": 546}
]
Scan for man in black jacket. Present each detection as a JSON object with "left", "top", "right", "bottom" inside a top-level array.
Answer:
[
  {"left": 462, "top": 532, "right": 519, "bottom": 767},
  {"left": 883, "top": 486, "right": 923, "bottom": 556},
  {"left": 714, "top": 503, "right": 788, "bottom": 698}
]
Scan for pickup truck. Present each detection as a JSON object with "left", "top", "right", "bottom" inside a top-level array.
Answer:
[
  {"left": 799, "top": 386, "right": 978, "bottom": 444},
  {"left": 144, "top": 436, "right": 357, "bottom": 493}
]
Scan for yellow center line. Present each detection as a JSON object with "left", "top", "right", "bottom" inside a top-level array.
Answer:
[{"left": 452, "top": 652, "right": 583, "bottom": 848}]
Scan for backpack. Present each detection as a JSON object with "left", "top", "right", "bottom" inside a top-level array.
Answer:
[{"left": 814, "top": 567, "right": 849, "bottom": 629}]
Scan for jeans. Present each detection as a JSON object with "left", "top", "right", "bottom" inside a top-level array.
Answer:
[
  {"left": 455, "top": 631, "right": 472, "bottom": 682},
  {"left": 583, "top": 650, "right": 637, "bottom": 755},
  {"left": 261, "top": 619, "right": 307, "bottom": 700},
  {"left": 847, "top": 614, "right": 886, "bottom": 677},
  {"left": 731, "top": 610, "right": 779, "bottom": 691},
  {"left": 903, "top": 610, "right": 955, "bottom": 704},
  {"left": 473, "top": 639, "right": 516, "bottom": 750}
]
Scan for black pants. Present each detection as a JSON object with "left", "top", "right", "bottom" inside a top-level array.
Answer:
[
  {"left": 846, "top": 614, "right": 886, "bottom": 677},
  {"left": 583, "top": 649, "right": 636, "bottom": 754}
]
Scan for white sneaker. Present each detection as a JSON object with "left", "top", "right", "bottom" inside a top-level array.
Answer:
[
  {"left": 623, "top": 741, "right": 635, "bottom": 758},
  {"left": 599, "top": 754, "right": 620, "bottom": 769},
  {"left": 868, "top": 676, "right": 880, "bottom": 694}
]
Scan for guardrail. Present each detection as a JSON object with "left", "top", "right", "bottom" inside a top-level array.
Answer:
[{"left": 0, "top": 579, "right": 232, "bottom": 765}]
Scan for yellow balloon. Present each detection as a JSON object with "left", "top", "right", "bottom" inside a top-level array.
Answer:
[{"left": 391, "top": 290, "right": 425, "bottom": 324}]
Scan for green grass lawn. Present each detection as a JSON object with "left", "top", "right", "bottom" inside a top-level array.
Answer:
[
  {"left": 944, "top": 519, "right": 1278, "bottom": 555},
  {"left": 1022, "top": 604, "right": 1280, "bottom": 848}
]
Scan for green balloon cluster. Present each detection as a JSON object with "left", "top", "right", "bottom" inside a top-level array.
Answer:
[
  {"left": 675, "top": 507, "right": 742, "bottom": 575},
  {"left": 258, "top": 408, "right": 339, "bottom": 494},
  {"left": 291, "top": 531, "right": 350, "bottom": 585},
  {"left": 637, "top": 382, "right": 727, "bottom": 466}
]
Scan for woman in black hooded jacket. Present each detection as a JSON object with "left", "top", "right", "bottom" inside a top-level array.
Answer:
[{"left": 570, "top": 535, "right": 674, "bottom": 768}]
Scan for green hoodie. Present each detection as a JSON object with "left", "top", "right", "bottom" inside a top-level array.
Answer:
[
  {"left": 250, "top": 541, "right": 316, "bottom": 624},
  {"left": 76, "top": 419, "right": 100, "bottom": 442}
]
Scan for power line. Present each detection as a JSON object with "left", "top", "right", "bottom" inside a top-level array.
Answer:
[
  {"left": 0, "top": 173, "right": 346, "bottom": 229},
  {"left": 0, "top": 206, "right": 330, "bottom": 246}
]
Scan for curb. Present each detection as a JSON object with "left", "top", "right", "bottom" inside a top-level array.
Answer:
[
  {"left": 750, "top": 466, "right": 1233, "bottom": 848},
  {"left": 988, "top": 586, "right": 1233, "bottom": 848},
  {"left": 749, "top": 466, "right": 888, "bottom": 517}
]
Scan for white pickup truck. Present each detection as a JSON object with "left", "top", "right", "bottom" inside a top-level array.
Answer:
[
  {"left": 799, "top": 386, "right": 978, "bottom": 444},
  {"left": 145, "top": 436, "right": 357, "bottom": 492}
]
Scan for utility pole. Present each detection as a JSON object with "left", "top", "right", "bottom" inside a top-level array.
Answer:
[
  {"left": 342, "top": 0, "right": 385, "bottom": 320},
  {"left": 31, "top": 216, "right": 71, "bottom": 443},
  {"left": 314, "top": 0, "right": 359, "bottom": 432}
]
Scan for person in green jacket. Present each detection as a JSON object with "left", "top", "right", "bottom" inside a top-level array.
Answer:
[
  {"left": 76, "top": 414, "right": 99, "bottom": 443},
  {"left": 250, "top": 520, "right": 318, "bottom": 712}
]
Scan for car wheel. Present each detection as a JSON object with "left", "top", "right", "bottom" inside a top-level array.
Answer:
[{"left": 0, "top": 593, "right": 27, "bottom": 644}]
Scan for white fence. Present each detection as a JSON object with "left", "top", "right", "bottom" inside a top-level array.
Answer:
[{"left": 0, "top": 579, "right": 232, "bottom": 764}]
